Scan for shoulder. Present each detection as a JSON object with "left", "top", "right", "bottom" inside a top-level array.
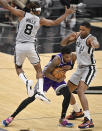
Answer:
[
  {"left": 24, "top": 12, "right": 30, "bottom": 17},
  {"left": 86, "top": 35, "right": 97, "bottom": 46},
  {"left": 87, "top": 35, "right": 97, "bottom": 41},
  {"left": 52, "top": 55, "right": 61, "bottom": 65}
]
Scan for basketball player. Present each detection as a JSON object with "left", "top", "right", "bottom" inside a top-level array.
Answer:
[
  {"left": 0, "top": 0, "right": 74, "bottom": 101},
  {"left": 61, "top": 21, "right": 100, "bottom": 129},
  {"left": 2, "top": 46, "right": 76, "bottom": 127}
]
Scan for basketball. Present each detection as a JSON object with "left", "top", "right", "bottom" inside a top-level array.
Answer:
[{"left": 52, "top": 67, "right": 65, "bottom": 79}]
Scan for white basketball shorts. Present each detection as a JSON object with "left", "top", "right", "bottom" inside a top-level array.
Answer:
[
  {"left": 69, "top": 65, "right": 96, "bottom": 86},
  {"left": 14, "top": 42, "right": 40, "bottom": 66}
]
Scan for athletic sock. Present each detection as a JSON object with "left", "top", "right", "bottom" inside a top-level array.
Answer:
[
  {"left": 72, "top": 103, "right": 80, "bottom": 112},
  {"left": 84, "top": 110, "right": 91, "bottom": 120},
  {"left": 37, "top": 78, "right": 44, "bottom": 94},
  {"left": 19, "top": 72, "right": 28, "bottom": 84}
]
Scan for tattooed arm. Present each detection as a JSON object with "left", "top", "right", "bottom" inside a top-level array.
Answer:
[
  {"left": 87, "top": 36, "right": 100, "bottom": 49},
  {"left": 0, "top": 0, "right": 25, "bottom": 17},
  {"left": 43, "top": 56, "right": 65, "bottom": 82}
]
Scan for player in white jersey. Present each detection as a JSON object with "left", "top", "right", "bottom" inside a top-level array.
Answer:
[
  {"left": 0, "top": 0, "right": 74, "bottom": 102},
  {"left": 60, "top": 21, "right": 100, "bottom": 129}
]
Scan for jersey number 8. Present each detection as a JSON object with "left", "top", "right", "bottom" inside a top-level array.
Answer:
[{"left": 24, "top": 24, "right": 33, "bottom": 35}]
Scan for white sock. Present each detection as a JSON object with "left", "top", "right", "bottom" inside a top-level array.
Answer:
[
  {"left": 84, "top": 110, "right": 91, "bottom": 120},
  {"left": 73, "top": 103, "right": 80, "bottom": 112},
  {"left": 19, "top": 73, "right": 28, "bottom": 84},
  {"left": 38, "top": 78, "right": 44, "bottom": 94}
]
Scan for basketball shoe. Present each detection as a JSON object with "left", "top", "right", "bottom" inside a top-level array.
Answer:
[
  {"left": 35, "top": 91, "right": 50, "bottom": 103},
  {"left": 59, "top": 118, "right": 74, "bottom": 127},
  {"left": 66, "top": 109, "right": 84, "bottom": 120},
  {"left": 2, "top": 117, "right": 13, "bottom": 127},
  {"left": 78, "top": 117, "right": 94, "bottom": 129},
  {"left": 26, "top": 80, "right": 34, "bottom": 97}
]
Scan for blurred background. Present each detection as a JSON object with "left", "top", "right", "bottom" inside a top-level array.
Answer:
[{"left": 0, "top": 0, "right": 102, "bottom": 54}]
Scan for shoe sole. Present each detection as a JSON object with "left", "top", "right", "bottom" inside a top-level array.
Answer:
[
  {"left": 35, "top": 94, "right": 50, "bottom": 103},
  {"left": 2, "top": 120, "right": 7, "bottom": 127},
  {"left": 79, "top": 125, "right": 94, "bottom": 130},
  {"left": 68, "top": 114, "right": 84, "bottom": 120},
  {"left": 59, "top": 123, "right": 74, "bottom": 128}
]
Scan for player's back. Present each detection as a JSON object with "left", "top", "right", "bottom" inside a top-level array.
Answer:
[
  {"left": 16, "top": 12, "right": 40, "bottom": 43},
  {"left": 44, "top": 53, "right": 73, "bottom": 72}
]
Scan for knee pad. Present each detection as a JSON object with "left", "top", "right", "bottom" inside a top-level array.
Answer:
[
  {"left": 56, "top": 84, "right": 67, "bottom": 96},
  {"left": 64, "top": 87, "right": 71, "bottom": 99}
]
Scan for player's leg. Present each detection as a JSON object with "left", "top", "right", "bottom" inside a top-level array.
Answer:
[
  {"left": 34, "top": 77, "right": 51, "bottom": 103},
  {"left": 54, "top": 82, "right": 73, "bottom": 127},
  {"left": 78, "top": 66, "right": 96, "bottom": 129},
  {"left": 33, "top": 62, "right": 43, "bottom": 93},
  {"left": 14, "top": 44, "right": 33, "bottom": 97},
  {"left": 77, "top": 81, "right": 94, "bottom": 129},
  {"left": 66, "top": 72, "right": 84, "bottom": 120},
  {"left": 27, "top": 46, "right": 50, "bottom": 102},
  {"left": 2, "top": 95, "right": 36, "bottom": 127}
]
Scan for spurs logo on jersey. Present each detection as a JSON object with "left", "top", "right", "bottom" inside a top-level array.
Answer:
[
  {"left": 76, "top": 34, "right": 96, "bottom": 66},
  {"left": 16, "top": 12, "right": 40, "bottom": 43}
]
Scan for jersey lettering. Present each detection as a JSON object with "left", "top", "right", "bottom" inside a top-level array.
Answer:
[
  {"left": 24, "top": 24, "right": 33, "bottom": 35},
  {"left": 79, "top": 45, "right": 84, "bottom": 54}
]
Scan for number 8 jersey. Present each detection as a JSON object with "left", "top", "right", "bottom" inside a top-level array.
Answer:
[{"left": 16, "top": 12, "right": 40, "bottom": 43}]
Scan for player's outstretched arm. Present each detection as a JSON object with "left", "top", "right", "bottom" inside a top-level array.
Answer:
[
  {"left": 60, "top": 32, "right": 78, "bottom": 46},
  {"left": 40, "top": 6, "right": 75, "bottom": 26},
  {"left": 0, "top": 0, "right": 25, "bottom": 17}
]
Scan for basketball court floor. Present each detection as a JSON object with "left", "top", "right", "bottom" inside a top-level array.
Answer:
[{"left": 0, "top": 51, "right": 102, "bottom": 131}]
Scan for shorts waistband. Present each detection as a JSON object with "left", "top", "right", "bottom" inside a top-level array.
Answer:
[
  {"left": 16, "top": 39, "right": 37, "bottom": 44},
  {"left": 78, "top": 65, "right": 96, "bottom": 68}
]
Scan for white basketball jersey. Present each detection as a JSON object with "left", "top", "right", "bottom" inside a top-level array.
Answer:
[
  {"left": 16, "top": 12, "right": 40, "bottom": 43},
  {"left": 76, "top": 34, "right": 96, "bottom": 66}
]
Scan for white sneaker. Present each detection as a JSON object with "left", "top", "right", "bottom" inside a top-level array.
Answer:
[
  {"left": 26, "top": 80, "right": 34, "bottom": 97},
  {"left": 35, "top": 92, "right": 50, "bottom": 103}
]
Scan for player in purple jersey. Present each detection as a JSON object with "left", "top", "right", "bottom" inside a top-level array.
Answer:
[{"left": 2, "top": 46, "right": 76, "bottom": 127}]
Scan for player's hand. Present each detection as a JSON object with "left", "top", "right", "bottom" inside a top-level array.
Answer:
[
  {"left": 62, "top": 65, "right": 71, "bottom": 71},
  {"left": 65, "top": 6, "right": 75, "bottom": 16},
  {"left": 0, "top": 0, "right": 9, "bottom": 8}
]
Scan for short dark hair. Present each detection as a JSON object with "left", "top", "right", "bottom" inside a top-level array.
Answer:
[
  {"left": 80, "top": 21, "right": 91, "bottom": 29},
  {"left": 26, "top": 1, "right": 41, "bottom": 12},
  {"left": 61, "top": 46, "right": 72, "bottom": 54}
]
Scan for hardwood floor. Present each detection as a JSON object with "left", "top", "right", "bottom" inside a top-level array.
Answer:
[{"left": 0, "top": 52, "right": 102, "bottom": 131}]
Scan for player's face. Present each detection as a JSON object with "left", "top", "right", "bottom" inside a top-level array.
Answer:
[
  {"left": 80, "top": 26, "right": 90, "bottom": 38},
  {"left": 33, "top": 11, "right": 41, "bottom": 16},
  {"left": 36, "top": 11, "right": 41, "bottom": 15},
  {"left": 63, "top": 53, "right": 71, "bottom": 63}
]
